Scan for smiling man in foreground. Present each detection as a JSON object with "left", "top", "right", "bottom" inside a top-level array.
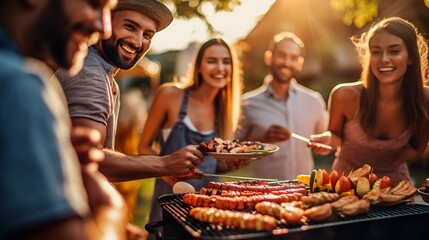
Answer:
[{"left": 55, "top": 0, "right": 204, "bottom": 182}]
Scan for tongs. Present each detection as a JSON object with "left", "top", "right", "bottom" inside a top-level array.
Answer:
[
  {"left": 203, "top": 173, "right": 297, "bottom": 184},
  {"left": 291, "top": 132, "right": 333, "bottom": 151}
]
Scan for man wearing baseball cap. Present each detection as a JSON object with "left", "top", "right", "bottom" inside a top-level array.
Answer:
[{"left": 56, "top": 1, "right": 203, "bottom": 236}]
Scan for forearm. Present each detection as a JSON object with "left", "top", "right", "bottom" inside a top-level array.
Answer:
[
  {"left": 100, "top": 146, "right": 204, "bottom": 182},
  {"left": 100, "top": 149, "right": 166, "bottom": 182},
  {"left": 78, "top": 165, "right": 128, "bottom": 240},
  {"left": 89, "top": 206, "right": 127, "bottom": 240},
  {"left": 329, "top": 132, "right": 342, "bottom": 150},
  {"left": 22, "top": 203, "right": 127, "bottom": 240},
  {"left": 21, "top": 217, "right": 99, "bottom": 240}
]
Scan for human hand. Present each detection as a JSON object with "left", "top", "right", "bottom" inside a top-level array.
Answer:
[
  {"left": 230, "top": 159, "right": 251, "bottom": 170},
  {"left": 126, "top": 223, "right": 147, "bottom": 240},
  {"left": 70, "top": 126, "right": 104, "bottom": 165},
  {"left": 161, "top": 169, "right": 209, "bottom": 186},
  {"left": 309, "top": 131, "right": 333, "bottom": 155},
  {"left": 72, "top": 126, "right": 120, "bottom": 209},
  {"left": 161, "top": 175, "right": 191, "bottom": 186},
  {"left": 162, "top": 145, "right": 204, "bottom": 176},
  {"left": 264, "top": 125, "right": 291, "bottom": 143},
  {"left": 220, "top": 159, "right": 251, "bottom": 172}
]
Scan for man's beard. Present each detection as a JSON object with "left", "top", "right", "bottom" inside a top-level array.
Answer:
[
  {"left": 100, "top": 34, "right": 145, "bottom": 70},
  {"left": 271, "top": 64, "right": 293, "bottom": 84},
  {"left": 29, "top": 0, "right": 71, "bottom": 69}
]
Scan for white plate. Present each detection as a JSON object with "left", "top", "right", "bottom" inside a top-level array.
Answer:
[{"left": 206, "top": 144, "right": 279, "bottom": 163}]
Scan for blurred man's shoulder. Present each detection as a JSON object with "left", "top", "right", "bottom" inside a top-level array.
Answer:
[
  {"left": 242, "top": 85, "right": 268, "bottom": 101},
  {"left": 292, "top": 82, "right": 324, "bottom": 100}
]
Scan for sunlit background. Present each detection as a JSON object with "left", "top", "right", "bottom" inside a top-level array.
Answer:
[{"left": 149, "top": 0, "right": 276, "bottom": 53}]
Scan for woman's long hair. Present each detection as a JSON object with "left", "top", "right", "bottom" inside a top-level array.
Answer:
[
  {"left": 175, "top": 37, "right": 243, "bottom": 140},
  {"left": 351, "top": 17, "right": 429, "bottom": 139}
]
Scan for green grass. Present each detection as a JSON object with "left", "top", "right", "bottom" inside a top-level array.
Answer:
[{"left": 131, "top": 178, "right": 155, "bottom": 229}]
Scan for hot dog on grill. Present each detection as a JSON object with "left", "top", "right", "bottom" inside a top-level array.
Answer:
[
  {"left": 199, "top": 187, "right": 307, "bottom": 197},
  {"left": 189, "top": 207, "right": 277, "bottom": 231},
  {"left": 183, "top": 192, "right": 303, "bottom": 211},
  {"left": 207, "top": 181, "right": 306, "bottom": 193},
  {"left": 300, "top": 192, "right": 340, "bottom": 208},
  {"left": 255, "top": 201, "right": 304, "bottom": 224}
]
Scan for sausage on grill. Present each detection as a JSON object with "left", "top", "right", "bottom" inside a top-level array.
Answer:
[
  {"left": 255, "top": 201, "right": 304, "bottom": 224},
  {"left": 189, "top": 207, "right": 277, "bottom": 231},
  {"left": 183, "top": 193, "right": 303, "bottom": 211},
  {"left": 199, "top": 187, "right": 307, "bottom": 197},
  {"left": 300, "top": 192, "right": 340, "bottom": 208},
  {"left": 207, "top": 181, "right": 306, "bottom": 193}
]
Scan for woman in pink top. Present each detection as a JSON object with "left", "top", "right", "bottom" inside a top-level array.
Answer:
[{"left": 311, "top": 17, "right": 429, "bottom": 186}]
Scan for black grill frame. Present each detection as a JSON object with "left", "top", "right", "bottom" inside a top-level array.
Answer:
[{"left": 147, "top": 193, "right": 429, "bottom": 239}]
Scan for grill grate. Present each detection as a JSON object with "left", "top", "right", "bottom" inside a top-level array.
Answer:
[{"left": 157, "top": 194, "right": 429, "bottom": 239}]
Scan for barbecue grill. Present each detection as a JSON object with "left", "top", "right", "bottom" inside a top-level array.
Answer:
[{"left": 146, "top": 193, "right": 429, "bottom": 240}]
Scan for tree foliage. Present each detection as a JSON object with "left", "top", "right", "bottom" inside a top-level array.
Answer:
[
  {"left": 330, "top": 0, "right": 378, "bottom": 28},
  {"left": 161, "top": 0, "right": 242, "bottom": 33},
  {"left": 330, "top": 0, "right": 429, "bottom": 28},
  {"left": 162, "top": 0, "right": 429, "bottom": 31}
]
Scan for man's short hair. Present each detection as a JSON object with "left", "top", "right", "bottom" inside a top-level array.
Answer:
[{"left": 267, "top": 31, "right": 305, "bottom": 57}]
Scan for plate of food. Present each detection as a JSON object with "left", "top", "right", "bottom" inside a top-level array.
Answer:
[{"left": 198, "top": 137, "right": 279, "bottom": 163}]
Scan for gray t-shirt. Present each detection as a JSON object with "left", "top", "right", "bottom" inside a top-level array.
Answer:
[{"left": 56, "top": 47, "right": 120, "bottom": 149}]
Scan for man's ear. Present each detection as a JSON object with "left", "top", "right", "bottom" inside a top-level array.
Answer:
[
  {"left": 296, "top": 56, "right": 304, "bottom": 72},
  {"left": 264, "top": 50, "right": 272, "bottom": 66}
]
